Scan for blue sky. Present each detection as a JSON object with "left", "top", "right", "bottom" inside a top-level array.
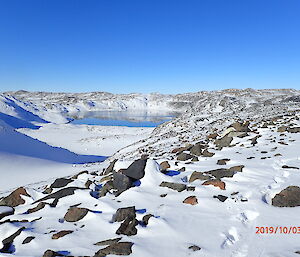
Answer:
[{"left": 0, "top": 0, "right": 299, "bottom": 93}]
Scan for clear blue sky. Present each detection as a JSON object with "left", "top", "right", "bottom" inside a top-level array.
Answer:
[{"left": 0, "top": 0, "right": 299, "bottom": 93}]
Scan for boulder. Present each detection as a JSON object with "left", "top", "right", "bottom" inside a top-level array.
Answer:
[
  {"left": 160, "top": 161, "right": 170, "bottom": 171},
  {"left": 116, "top": 218, "right": 138, "bottom": 236},
  {"left": 288, "top": 127, "right": 300, "bottom": 133},
  {"left": 99, "top": 181, "right": 114, "bottom": 197},
  {"left": 189, "top": 172, "right": 211, "bottom": 182},
  {"left": 183, "top": 196, "right": 198, "bottom": 205},
  {"left": 214, "top": 136, "right": 233, "bottom": 148},
  {"left": 229, "top": 165, "right": 244, "bottom": 172},
  {"left": 113, "top": 172, "right": 133, "bottom": 194},
  {"left": 22, "top": 236, "right": 35, "bottom": 244},
  {"left": 0, "top": 227, "right": 25, "bottom": 253},
  {"left": 103, "top": 159, "right": 118, "bottom": 175},
  {"left": 123, "top": 159, "right": 147, "bottom": 180},
  {"left": 27, "top": 202, "right": 46, "bottom": 214},
  {"left": 94, "top": 237, "right": 122, "bottom": 246},
  {"left": 50, "top": 178, "right": 73, "bottom": 188},
  {"left": 217, "top": 159, "right": 230, "bottom": 165},
  {"left": 64, "top": 207, "right": 89, "bottom": 222},
  {"left": 202, "top": 179, "right": 226, "bottom": 190},
  {"left": 272, "top": 186, "right": 300, "bottom": 207},
  {"left": 213, "top": 195, "right": 228, "bottom": 202},
  {"left": 277, "top": 126, "right": 288, "bottom": 132},
  {"left": 190, "top": 143, "right": 205, "bottom": 156},
  {"left": 231, "top": 121, "right": 250, "bottom": 132},
  {"left": 94, "top": 242, "right": 133, "bottom": 257},
  {"left": 112, "top": 206, "right": 136, "bottom": 222},
  {"left": 0, "top": 187, "right": 30, "bottom": 207},
  {"left": 177, "top": 153, "right": 193, "bottom": 161},
  {"left": 205, "top": 169, "right": 235, "bottom": 179},
  {"left": 142, "top": 214, "right": 153, "bottom": 226},
  {"left": 202, "top": 149, "right": 215, "bottom": 157},
  {"left": 159, "top": 182, "right": 186, "bottom": 192}
]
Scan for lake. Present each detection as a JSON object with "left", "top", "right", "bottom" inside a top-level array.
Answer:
[{"left": 70, "top": 110, "right": 179, "bottom": 127}]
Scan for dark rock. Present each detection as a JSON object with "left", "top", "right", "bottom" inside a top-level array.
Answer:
[
  {"left": 272, "top": 186, "right": 300, "bottom": 207},
  {"left": 94, "top": 237, "right": 122, "bottom": 246},
  {"left": 0, "top": 227, "right": 25, "bottom": 253},
  {"left": 113, "top": 206, "right": 136, "bottom": 222},
  {"left": 282, "top": 165, "right": 299, "bottom": 170},
  {"left": 34, "top": 187, "right": 85, "bottom": 204},
  {"left": 188, "top": 245, "right": 201, "bottom": 251},
  {"left": 205, "top": 169, "right": 235, "bottom": 179},
  {"left": 217, "top": 159, "right": 230, "bottom": 165},
  {"left": 42, "top": 250, "right": 63, "bottom": 257},
  {"left": 186, "top": 186, "right": 196, "bottom": 191},
  {"left": 71, "top": 170, "right": 88, "bottom": 179},
  {"left": 288, "top": 127, "right": 300, "bottom": 133},
  {"left": 160, "top": 194, "right": 167, "bottom": 197},
  {"left": 251, "top": 135, "right": 261, "bottom": 146},
  {"left": 103, "top": 159, "right": 118, "bottom": 175},
  {"left": 116, "top": 218, "right": 138, "bottom": 236},
  {"left": 123, "top": 159, "right": 147, "bottom": 180},
  {"left": 202, "top": 179, "right": 226, "bottom": 190},
  {"left": 189, "top": 171, "right": 211, "bottom": 182},
  {"left": 22, "top": 236, "right": 35, "bottom": 244},
  {"left": 52, "top": 230, "right": 73, "bottom": 239},
  {"left": 215, "top": 136, "right": 233, "bottom": 148},
  {"left": 94, "top": 242, "right": 133, "bottom": 257},
  {"left": 231, "top": 121, "right": 250, "bottom": 132},
  {"left": 50, "top": 178, "right": 73, "bottom": 188},
  {"left": 160, "top": 161, "right": 170, "bottom": 171},
  {"left": 64, "top": 207, "right": 89, "bottom": 222},
  {"left": 0, "top": 206, "right": 14, "bottom": 220},
  {"left": 85, "top": 179, "right": 93, "bottom": 188},
  {"left": 0, "top": 187, "right": 30, "bottom": 207},
  {"left": 191, "top": 156, "right": 199, "bottom": 162},
  {"left": 113, "top": 172, "right": 133, "bottom": 194},
  {"left": 177, "top": 153, "right": 193, "bottom": 161},
  {"left": 27, "top": 202, "right": 47, "bottom": 214},
  {"left": 277, "top": 126, "right": 288, "bottom": 132},
  {"left": 159, "top": 182, "right": 186, "bottom": 192},
  {"left": 213, "top": 195, "right": 228, "bottom": 202},
  {"left": 142, "top": 214, "right": 153, "bottom": 226}
]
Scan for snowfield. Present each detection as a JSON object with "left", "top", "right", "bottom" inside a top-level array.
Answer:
[{"left": 0, "top": 89, "right": 300, "bottom": 257}]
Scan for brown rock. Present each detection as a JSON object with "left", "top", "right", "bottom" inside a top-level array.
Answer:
[
  {"left": 207, "top": 133, "right": 218, "bottom": 139},
  {"left": 217, "top": 159, "right": 230, "bottom": 165},
  {"left": 202, "top": 149, "right": 215, "bottom": 157},
  {"left": 160, "top": 161, "right": 170, "bottom": 171},
  {"left": 27, "top": 202, "right": 46, "bottom": 214},
  {"left": 94, "top": 242, "right": 133, "bottom": 257},
  {"left": 51, "top": 230, "right": 73, "bottom": 239},
  {"left": 189, "top": 171, "right": 211, "bottom": 182},
  {"left": 272, "top": 186, "right": 300, "bottom": 207},
  {"left": 64, "top": 207, "right": 89, "bottom": 222},
  {"left": 0, "top": 187, "right": 30, "bottom": 207},
  {"left": 202, "top": 179, "right": 226, "bottom": 190},
  {"left": 183, "top": 196, "right": 198, "bottom": 205}
]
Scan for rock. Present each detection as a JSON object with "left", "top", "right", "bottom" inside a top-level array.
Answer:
[
  {"left": 187, "top": 186, "right": 196, "bottom": 191},
  {"left": 277, "top": 126, "right": 288, "bottom": 132},
  {"left": 22, "top": 236, "right": 35, "bottom": 244},
  {"left": 0, "top": 187, "right": 30, "bottom": 207},
  {"left": 42, "top": 250, "right": 63, "bottom": 257},
  {"left": 34, "top": 187, "right": 85, "bottom": 204},
  {"left": 116, "top": 217, "right": 138, "bottom": 236},
  {"left": 85, "top": 179, "right": 93, "bottom": 188},
  {"left": 94, "top": 237, "right": 122, "bottom": 246},
  {"left": 202, "top": 149, "right": 215, "bottom": 157},
  {"left": 229, "top": 165, "right": 244, "bottom": 172},
  {"left": 282, "top": 165, "right": 299, "bottom": 170},
  {"left": 272, "top": 186, "right": 300, "bottom": 207},
  {"left": 183, "top": 196, "right": 198, "bottom": 205},
  {"left": 0, "top": 206, "right": 14, "bottom": 220},
  {"left": 202, "top": 179, "right": 226, "bottom": 190},
  {"left": 113, "top": 172, "right": 133, "bottom": 194},
  {"left": 207, "top": 133, "right": 218, "bottom": 139},
  {"left": 251, "top": 135, "right": 261, "bottom": 145},
  {"left": 123, "top": 159, "right": 147, "bottom": 180},
  {"left": 52, "top": 230, "right": 73, "bottom": 239},
  {"left": 50, "top": 178, "right": 73, "bottom": 188},
  {"left": 64, "top": 207, "right": 89, "bottom": 222},
  {"left": 177, "top": 153, "right": 193, "bottom": 161},
  {"left": 27, "top": 202, "right": 46, "bottom": 214},
  {"left": 288, "top": 127, "right": 300, "bottom": 133},
  {"left": 215, "top": 136, "right": 233, "bottom": 148},
  {"left": 142, "top": 214, "right": 153, "bottom": 226},
  {"left": 217, "top": 159, "right": 230, "bottom": 165},
  {"left": 189, "top": 171, "right": 211, "bottom": 182},
  {"left": 100, "top": 175, "right": 113, "bottom": 183},
  {"left": 231, "top": 121, "right": 250, "bottom": 132},
  {"left": 0, "top": 227, "right": 25, "bottom": 253},
  {"left": 103, "top": 159, "right": 118, "bottom": 175},
  {"left": 190, "top": 143, "right": 205, "bottom": 156},
  {"left": 100, "top": 181, "right": 114, "bottom": 197},
  {"left": 191, "top": 156, "right": 199, "bottom": 162},
  {"left": 94, "top": 242, "right": 133, "bottom": 257},
  {"left": 160, "top": 161, "right": 170, "bottom": 171},
  {"left": 159, "top": 182, "right": 186, "bottom": 192},
  {"left": 213, "top": 195, "right": 228, "bottom": 202},
  {"left": 112, "top": 206, "right": 136, "bottom": 222},
  {"left": 188, "top": 245, "right": 201, "bottom": 251},
  {"left": 205, "top": 169, "right": 235, "bottom": 179}
]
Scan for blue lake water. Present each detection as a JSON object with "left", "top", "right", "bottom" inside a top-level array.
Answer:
[{"left": 70, "top": 110, "right": 179, "bottom": 127}]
